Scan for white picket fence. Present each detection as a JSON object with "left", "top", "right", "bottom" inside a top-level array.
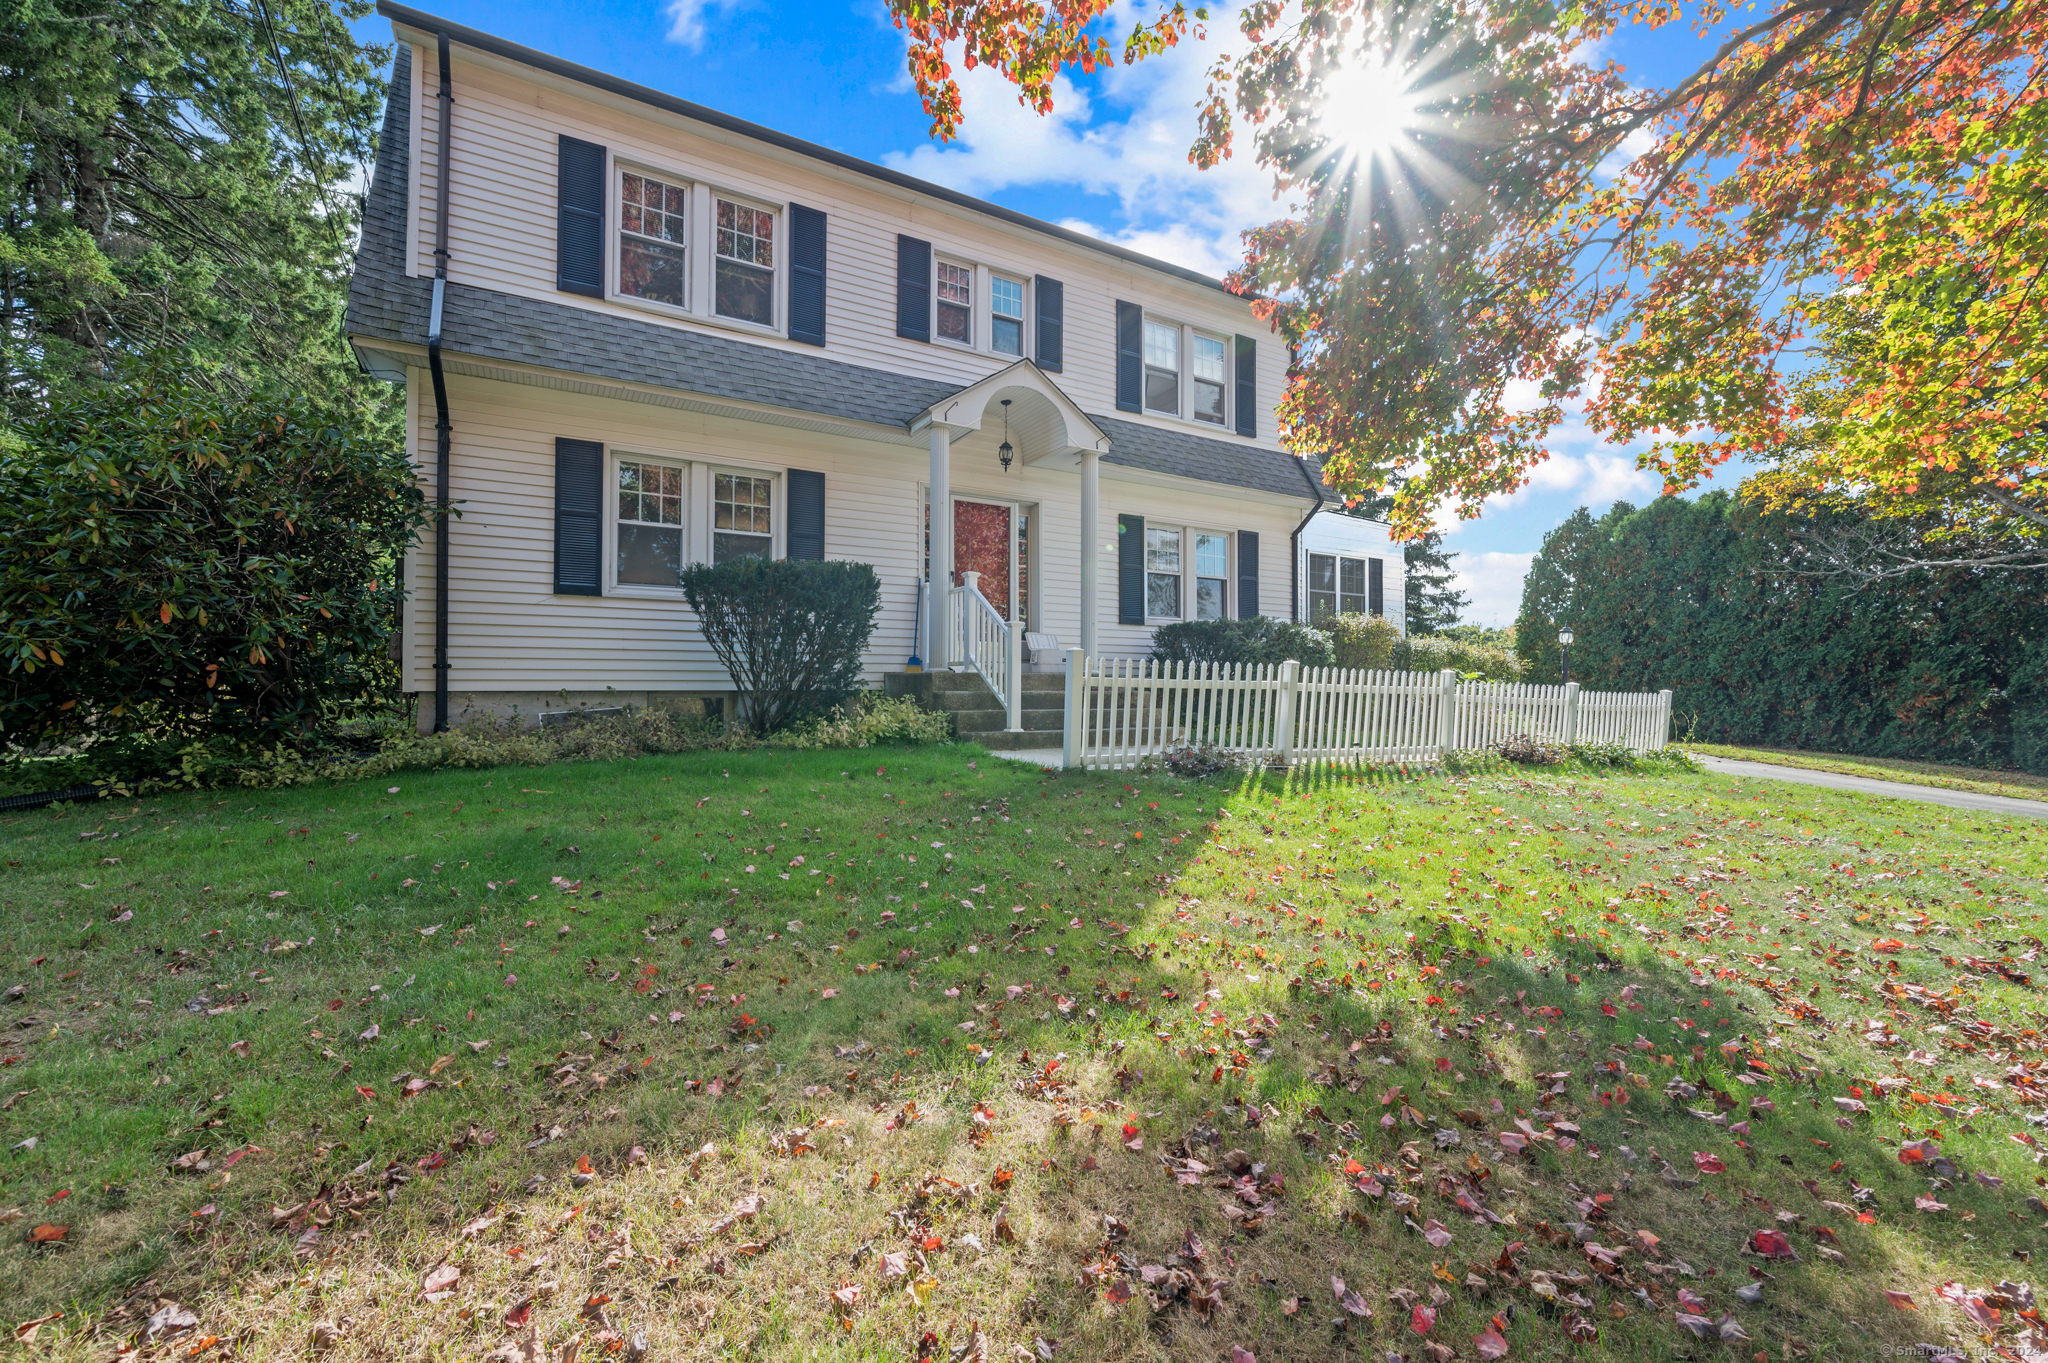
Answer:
[{"left": 1059, "top": 653, "right": 1671, "bottom": 770}]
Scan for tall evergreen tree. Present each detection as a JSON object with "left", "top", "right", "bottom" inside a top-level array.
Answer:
[
  {"left": 0, "top": 0, "right": 389, "bottom": 423},
  {"left": 1404, "top": 530, "right": 1467, "bottom": 636},
  {"left": 1515, "top": 503, "right": 1634, "bottom": 679}
]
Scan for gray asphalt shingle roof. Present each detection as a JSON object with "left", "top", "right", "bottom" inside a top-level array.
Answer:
[{"left": 346, "top": 46, "right": 1333, "bottom": 506}]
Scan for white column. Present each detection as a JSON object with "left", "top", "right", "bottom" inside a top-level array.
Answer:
[
  {"left": 1079, "top": 449, "right": 1099, "bottom": 656},
  {"left": 928, "top": 425, "right": 951, "bottom": 670}
]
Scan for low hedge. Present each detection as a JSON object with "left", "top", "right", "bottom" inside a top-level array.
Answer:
[{"left": 0, "top": 694, "right": 957, "bottom": 797}]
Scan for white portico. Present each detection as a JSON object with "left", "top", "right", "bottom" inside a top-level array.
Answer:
[{"left": 911, "top": 362, "right": 1112, "bottom": 721}]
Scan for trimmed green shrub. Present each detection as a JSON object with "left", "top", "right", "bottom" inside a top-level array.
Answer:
[
  {"left": 0, "top": 365, "right": 431, "bottom": 747},
  {"left": 1327, "top": 613, "right": 1403, "bottom": 670},
  {"left": 1149, "top": 617, "right": 1335, "bottom": 669},
  {"left": 680, "top": 557, "right": 881, "bottom": 735},
  {"left": 1323, "top": 613, "right": 1522, "bottom": 679}
]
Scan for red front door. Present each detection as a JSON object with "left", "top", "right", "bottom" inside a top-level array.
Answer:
[{"left": 953, "top": 499, "right": 1013, "bottom": 620}]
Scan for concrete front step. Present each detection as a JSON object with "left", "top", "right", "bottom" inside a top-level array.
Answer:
[{"left": 885, "top": 668, "right": 1066, "bottom": 740}]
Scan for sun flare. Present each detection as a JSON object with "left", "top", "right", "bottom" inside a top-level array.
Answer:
[{"left": 1320, "top": 60, "right": 1422, "bottom": 162}]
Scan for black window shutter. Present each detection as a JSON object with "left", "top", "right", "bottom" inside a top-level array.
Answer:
[
  {"left": 557, "top": 136, "right": 606, "bottom": 297},
  {"left": 896, "top": 235, "right": 931, "bottom": 341},
  {"left": 1369, "top": 557, "right": 1384, "bottom": 617},
  {"left": 1234, "top": 334, "right": 1256, "bottom": 437},
  {"left": 1115, "top": 301, "right": 1142, "bottom": 413},
  {"left": 787, "top": 205, "right": 827, "bottom": 346},
  {"left": 1236, "top": 529, "right": 1260, "bottom": 618},
  {"left": 1035, "top": 275, "right": 1063, "bottom": 371},
  {"left": 1118, "top": 514, "right": 1144, "bottom": 625},
  {"left": 554, "top": 438, "right": 603, "bottom": 596},
  {"left": 786, "top": 469, "right": 825, "bottom": 560}
]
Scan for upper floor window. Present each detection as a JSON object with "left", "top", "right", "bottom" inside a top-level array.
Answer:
[
  {"left": 1143, "top": 321, "right": 1179, "bottom": 414},
  {"left": 714, "top": 472, "right": 774, "bottom": 562},
  {"left": 619, "top": 173, "right": 687, "bottom": 308},
  {"left": 1192, "top": 334, "right": 1227, "bottom": 426},
  {"left": 991, "top": 275, "right": 1025, "bottom": 356},
  {"left": 716, "top": 199, "right": 775, "bottom": 327},
  {"left": 616, "top": 458, "right": 686, "bottom": 586},
  {"left": 936, "top": 261, "right": 973, "bottom": 344}
]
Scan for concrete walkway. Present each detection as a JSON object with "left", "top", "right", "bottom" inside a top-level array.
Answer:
[
  {"left": 1695, "top": 754, "right": 2048, "bottom": 820},
  {"left": 987, "top": 748, "right": 1065, "bottom": 768}
]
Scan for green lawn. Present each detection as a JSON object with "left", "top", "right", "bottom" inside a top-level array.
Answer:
[
  {"left": 1684, "top": 741, "right": 2048, "bottom": 803},
  {"left": 1, "top": 744, "right": 2045, "bottom": 1362}
]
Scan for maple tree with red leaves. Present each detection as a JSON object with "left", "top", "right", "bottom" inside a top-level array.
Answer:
[{"left": 883, "top": 0, "right": 2048, "bottom": 573}]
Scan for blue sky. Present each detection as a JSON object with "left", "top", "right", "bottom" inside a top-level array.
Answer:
[{"left": 358, "top": 1, "right": 1726, "bottom": 627}]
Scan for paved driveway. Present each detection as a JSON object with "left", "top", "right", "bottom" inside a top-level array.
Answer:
[{"left": 1695, "top": 755, "right": 2048, "bottom": 820}]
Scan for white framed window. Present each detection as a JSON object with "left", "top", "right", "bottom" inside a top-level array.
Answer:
[
  {"left": 618, "top": 170, "right": 688, "bottom": 308},
  {"left": 1143, "top": 320, "right": 1179, "bottom": 415},
  {"left": 1192, "top": 333, "right": 1227, "bottom": 426},
  {"left": 1308, "top": 553, "right": 1384, "bottom": 619},
  {"left": 1145, "top": 525, "right": 1182, "bottom": 619},
  {"left": 613, "top": 455, "right": 688, "bottom": 589},
  {"left": 714, "top": 198, "right": 775, "bottom": 327},
  {"left": 936, "top": 261, "right": 972, "bottom": 344},
  {"left": 990, "top": 275, "right": 1025, "bottom": 356},
  {"left": 713, "top": 471, "right": 775, "bottom": 562},
  {"left": 1193, "top": 532, "right": 1229, "bottom": 619}
]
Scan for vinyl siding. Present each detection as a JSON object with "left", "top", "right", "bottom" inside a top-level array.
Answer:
[
  {"left": 402, "top": 40, "right": 1289, "bottom": 454},
  {"left": 402, "top": 371, "right": 1308, "bottom": 693}
]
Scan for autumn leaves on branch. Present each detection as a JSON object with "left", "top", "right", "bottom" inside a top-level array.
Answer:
[{"left": 884, "top": 0, "right": 2048, "bottom": 571}]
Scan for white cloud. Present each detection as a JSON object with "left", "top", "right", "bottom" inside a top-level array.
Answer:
[
  {"left": 1453, "top": 550, "right": 1535, "bottom": 628},
  {"left": 878, "top": 4, "right": 1276, "bottom": 280},
  {"left": 665, "top": 0, "right": 741, "bottom": 50}
]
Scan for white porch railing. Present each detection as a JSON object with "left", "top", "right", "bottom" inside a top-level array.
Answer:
[
  {"left": 1060, "top": 652, "right": 1672, "bottom": 770},
  {"left": 946, "top": 572, "right": 1023, "bottom": 731}
]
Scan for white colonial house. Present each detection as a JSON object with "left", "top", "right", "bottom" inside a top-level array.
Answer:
[{"left": 346, "top": 3, "right": 1404, "bottom": 740}]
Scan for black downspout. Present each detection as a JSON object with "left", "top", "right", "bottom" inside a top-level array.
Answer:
[
  {"left": 1288, "top": 457, "right": 1323, "bottom": 623},
  {"left": 429, "top": 33, "right": 453, "bottom": 733}
]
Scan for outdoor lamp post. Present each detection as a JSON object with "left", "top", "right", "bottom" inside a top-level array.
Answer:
[{"left": 1558, "top": 628, "right": 1574, "bottom": 687}]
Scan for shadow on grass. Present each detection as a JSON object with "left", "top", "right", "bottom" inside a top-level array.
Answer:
[{"left": 0, "top": 748, "right": 2022, "bottom": 1361}]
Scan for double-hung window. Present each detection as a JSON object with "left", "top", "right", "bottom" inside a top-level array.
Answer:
[
  {"left": 1143, "top": 320, "right": 1180, "bottom": 414},
  {"left": 1340, "top": 557, "right": 1368, "bottom": 614},
  {"left": 1192, "top": 334, "right": 1227, "bottom": 425},
  {"left": 1308, "top": 553, "right": 1384, "bottom": 619},
  {"left": 990, "top": 275, "right": 1025, "bottom": 356},
  {"left": 619, "top": 173, "right": 688, "bottom": 307},
  {"left": 616, "top": 458, "right": 686, "bottom": 587},
  {"left": 715, "top": 199, "right": 775, "bottom": 326},
  {"left": 1194, "top": 533, "right": 1229, "bottom": 619},
  {"left": 1145, "top": 526, "right": 1182, "bottom": 619},
  {"left": 714, "top": 472, "right": 774, "bottom": 562},
  {"left": 936, "top": 261, "right": 972, "bottom": 344}
]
